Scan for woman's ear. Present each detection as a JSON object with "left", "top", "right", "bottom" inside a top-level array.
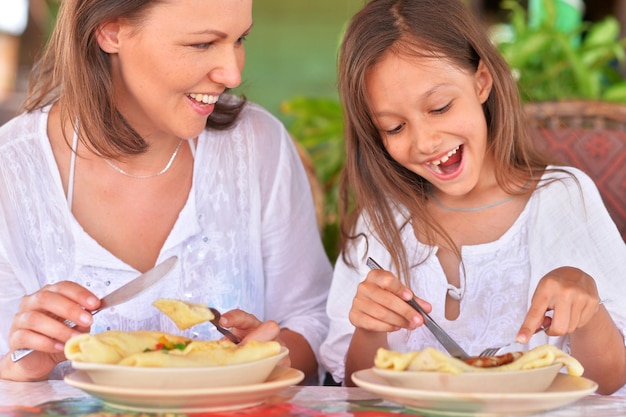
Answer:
[
  {"left": 475, "top": 60, "right": 493, "bottom": 104},
  {"left": 96, "top": 21, "right": 122, "bottom": 53}
]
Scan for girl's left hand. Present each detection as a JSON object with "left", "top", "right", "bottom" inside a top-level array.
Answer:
[
  {"left": 517, "top": 267, "right": 601, "bottom": 343},
  {"left": 217, "top": 309, "right": 290, "bottom": 367}
]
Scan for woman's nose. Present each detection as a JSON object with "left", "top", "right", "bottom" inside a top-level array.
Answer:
[{"left": 210, "top": 48, "right": 244, "bottom": 89}]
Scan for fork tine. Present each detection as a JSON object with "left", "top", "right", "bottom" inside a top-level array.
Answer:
[
  {"left": 479, "top": 348, "right": 499, "bottom": 357},
  {"left": 477, "top": 323, "right": 553, "bottom": 358}
]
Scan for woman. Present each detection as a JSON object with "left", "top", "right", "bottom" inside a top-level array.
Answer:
[{"left": 0, "top": 0, "right": 332, "bottom": 383}]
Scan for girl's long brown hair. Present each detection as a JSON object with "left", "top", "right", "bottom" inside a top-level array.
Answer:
[
  {"left": 24, "top": 0, "right": 245, "bottom": 159},
  {"left": 337, "top": 0, "right": 553, "bottom": 282}
]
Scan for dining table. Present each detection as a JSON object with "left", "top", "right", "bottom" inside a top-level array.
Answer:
[{"left": 2, "top": 377, "right": 626, "bottom": 417}]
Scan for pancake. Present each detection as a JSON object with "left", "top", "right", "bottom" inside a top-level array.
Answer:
[
  {"left": 374, "top": 344, "right": 583, "bottom": 376},
  {"left": 65, "top": 330, "right": 281, "bottom": 367}
]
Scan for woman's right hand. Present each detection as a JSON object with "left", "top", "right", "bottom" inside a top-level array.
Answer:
[
  {"left": 348, "top": 268, "right": 430, "bottom": 332},
  {"left": 2, "top": 281, "right": 99, "bottom": 381}
]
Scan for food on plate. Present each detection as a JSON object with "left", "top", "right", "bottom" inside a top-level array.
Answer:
[
  {"left": 65, "top": 330, "right": 281, "bottom": 367},
  {"left": 152, "top": 298, "right": 215, "bottom": 330},
  {"left": 374, "top": 344, "right": 584, "bottom": 376},
  {"left": 463, "top": 352, "right": 523, "bottom": 368}
]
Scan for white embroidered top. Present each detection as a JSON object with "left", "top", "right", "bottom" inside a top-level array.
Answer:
[
  {"left": 0, "top": 103, "right": 332, "bottom": 378},
  {"left": 320, "top": 167, "right": 626, "bottom": 390}
]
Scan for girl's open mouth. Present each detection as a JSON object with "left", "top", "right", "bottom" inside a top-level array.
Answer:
[{"left": 427, "top": 144, "right": 463, "bottom": 177}]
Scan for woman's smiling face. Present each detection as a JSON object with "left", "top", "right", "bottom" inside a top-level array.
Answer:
[
  {"left": 365, "top": 50, "right": 493, "bottom": 197},
  {"left": 97, "top": 0, "right": 253, "bottom": 142}
]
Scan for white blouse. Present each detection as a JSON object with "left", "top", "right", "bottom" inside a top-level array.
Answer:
[
  {"left": 0, "top": 103, "right": 332, "bottom": 379},
  {"left": 320, "top": 167, "right": 626, "bottom": 389}
]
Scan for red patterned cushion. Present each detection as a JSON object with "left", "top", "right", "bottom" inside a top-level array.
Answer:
[{"left": 531, "top": 127, "right": 626, "bottom": 242}]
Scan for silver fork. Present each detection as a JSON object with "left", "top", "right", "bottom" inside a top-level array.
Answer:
[
  {"left": 208, "top": 307, "right": 241, "bottom": 344},
  {"left": 478, "top": 299, "right": 607, "bottom": 357},
  {"left": 478, "top": 328, "right": 547, "bottom": 357}
]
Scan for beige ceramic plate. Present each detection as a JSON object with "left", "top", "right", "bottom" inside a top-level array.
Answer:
[
  {"left": 64, "top": 365, "right": 303, "bottom": 413},
  {"left": 352, "top": 368, "right": 597, "bottom": 417},
  {"left": 71, "top": 347, "right": 288, "bottom": 389},
  {"left": 372, "top": 363, "right": 562, "bottom": 393}
]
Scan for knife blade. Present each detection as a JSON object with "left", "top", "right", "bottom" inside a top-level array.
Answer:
[
  {"left": 92, "top": 256, "right": 178, "bottom": 314},
  {"left": 10, "top": 255, "right": 178, "bottom": 362},
  {"left": 366, "top": 257, "right": 470, "bottom": 360}
]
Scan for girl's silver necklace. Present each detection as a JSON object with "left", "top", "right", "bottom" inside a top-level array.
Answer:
[
  {"left": 428, "top": 182, "right": 529, "bottom": 212},
  {"left": 428, "top": 181, "right": 530, "bottom": 299},
  {"left": 104, "top": 139, "right": 184, "bottom": 179}
]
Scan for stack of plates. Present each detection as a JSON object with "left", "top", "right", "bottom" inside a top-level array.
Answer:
[{"left": 352, "top": 366, "right": 598, "bottom": 417}]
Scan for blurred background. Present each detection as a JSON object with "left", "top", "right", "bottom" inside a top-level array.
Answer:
[
  {"left": 233, "top": 0, "right": 363, "bottom": 123},
  {"left": 0, "top": 0, "right": 364, "bottom": 125},
  {"left": 1, "top": 0, "right": 625, "bottom": 124},
  {"left": 1, "top": 0, "right": 625, "bottom": 259}
]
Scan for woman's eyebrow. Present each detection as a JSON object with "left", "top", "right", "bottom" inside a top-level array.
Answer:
[
  {"left": 189, "top": 23, "right": 253, "bottom": 38},
  {"left": 188, "top": 29, "right": 227, "bottom": 38}
]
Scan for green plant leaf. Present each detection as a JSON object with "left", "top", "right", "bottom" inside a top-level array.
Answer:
[
  {"left": 602, "top": 82, "right": 626, "bottom": 103},
  {"left": 495, "top": 0, "right": 626, "bottom": 103},
  {"left": 501, "top": 32, "right": 553, "bottom": 69},
  {"left": 583, "top": 17, "right": 620, "bottom": 47},
  {"left": 281, "top": 96, "right": 345, "bottom": 261}
]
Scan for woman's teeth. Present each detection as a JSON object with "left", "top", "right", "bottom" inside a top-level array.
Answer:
[{"left": 188, "top": 93, "right": 219, "bottom": 105}]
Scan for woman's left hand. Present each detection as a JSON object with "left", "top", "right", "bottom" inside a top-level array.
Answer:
[{"left": 517, "top": 266, "right": 601, "bottom": 343}]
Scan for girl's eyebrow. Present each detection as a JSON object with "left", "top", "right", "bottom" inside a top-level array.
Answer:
[
  {"left": 423, "top": 84, "right": 452, "bottom": 98},
  {"left": 371, "top": 84, "right": 452, "bottom": 118}
]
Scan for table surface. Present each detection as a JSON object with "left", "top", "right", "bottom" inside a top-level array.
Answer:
[{"left": 2, "top": 379, "right": 626, "bottom": 417}]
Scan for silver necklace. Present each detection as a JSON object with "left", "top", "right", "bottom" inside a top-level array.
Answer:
[
  {"left": 104, "top": 139, "right": 184, "bottom": 179},
  {"left": 428, "top": 181, "right": 530, "bottom": 300},
  {"left": 428, "top": 182, "right": 528, "bottom": 212}
]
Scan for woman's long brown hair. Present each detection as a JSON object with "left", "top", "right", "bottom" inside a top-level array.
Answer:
[{"left": 24, "top": 0, "right": 245, "bottom": 159}]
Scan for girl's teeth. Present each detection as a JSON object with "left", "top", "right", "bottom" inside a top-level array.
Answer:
[{"left": 431, "top": 146, "right": 459, "bottom": 166}]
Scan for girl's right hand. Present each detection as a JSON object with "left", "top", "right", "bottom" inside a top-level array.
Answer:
[
  {"left": 4, "top": 281, "right": 99, "bottom": 379},
  {"left": 348, "top": 268, "right": 430, "bottom": 332}
]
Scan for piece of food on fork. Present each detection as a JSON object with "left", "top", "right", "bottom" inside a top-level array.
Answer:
[{"left": 152, "top": 298, "right": 215, "bottom": 330}]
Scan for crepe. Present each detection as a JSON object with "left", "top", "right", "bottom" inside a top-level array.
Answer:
[
  {"left": 65, "top": 330, "right": 281, "bottom": 368},
  {"left": 374, "top": 344, "right": 584, "bottom": 376},
  {"left": 152, "top": 298, "right": 215, "bottom": 330}
]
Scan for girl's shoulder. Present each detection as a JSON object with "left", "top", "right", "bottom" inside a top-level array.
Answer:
[
  {"left": 541, "top": 165, "right": 590, "bottom": 179},
  {"left": 538, "top": 165, "right": 598, "bottom": 193},
  {"left": 533, "top": 165, "right": 605, "bottom": 217}
]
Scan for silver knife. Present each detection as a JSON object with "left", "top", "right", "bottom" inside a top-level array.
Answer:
[
  {"left": 11, "top": 255, "right": 178, "bottom": 362},
  {"left": 366, "top": 257, "right": 470, "bottom": 360}
]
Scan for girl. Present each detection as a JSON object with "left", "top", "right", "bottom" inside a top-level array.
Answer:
[
  {"left": 319, "top": 0, "right": 626, "bottom": 394},
  {"left": 0, "top": 0, "right": 331, "bottom": 383}
]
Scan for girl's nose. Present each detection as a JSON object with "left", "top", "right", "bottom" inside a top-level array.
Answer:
[
  {"left": 412, "top": 125, "right": 442, "bottom": 155},
  {"left": 210, "top": 48, "right": 244, "bottom": 89}
]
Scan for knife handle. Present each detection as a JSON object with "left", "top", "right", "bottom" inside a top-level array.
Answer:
[
  {"left": 10, "top": 318, "right": 78, "bottom": 362},
  {"left": 10, "top": 348, "right": 33, "bottom": 362},
  {"left": 366, "top": 258, "right": 436, "bottom": 325},
  {"left": 365, "top": 257, "right": 470, "bottom": 360}
]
